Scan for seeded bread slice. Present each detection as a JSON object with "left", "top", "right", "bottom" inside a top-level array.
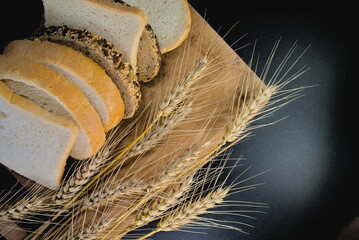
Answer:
[
  {"left": 0, "top": 55, "right": 105, "bottom": 160},
  {"left": 4, "top": 39, "right": 125, "bottom": 131},
  {"left": 0, "top": 81, "right": 79, "bottom": 190},
  {"left": 124, "top": 0, "right": 191, "bottom": 53},
  {"left": 137, "top": 24, "right": 161, "bottom": 82},
  {"left": 32, "top": 26, "right": 141, "bottom": 119},
  {"left": 42, "top": 0, "right": 147, "bottom": 68}
]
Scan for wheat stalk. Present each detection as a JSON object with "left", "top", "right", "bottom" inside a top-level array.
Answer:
[
  {"left": 0, "top": 195, "right": 47, "bottom": 223},
  {"left": 137, "top": 186, "right": 230, "bottom": 240},
  {"left": 26, "top": 56, "right": 211, "bottom": 240},
  {"left": 52, "top": 124, "right": 134, "bottom": 206},
  {"left": 69, "top": 143, "right": 209, "bottom": 240},
  {"left": 79, "top": 100, "right": 194, "bottom": 211},
  {"left": 159, "top": 57, "right": 208, "bottom": 118},
  {"left": 124, "top": 100, "right": 194, "bottom": 160},
  {"left": 126, "top": 174, "right": 194, "bottom": 232},
  {"left": 82, "top": 180, "right": 149, "bottom": 211},
  {"left": 71, "top": 100, "right": 194, "bottom": 220},
  {"left": 0, "top": 184, "right": 61, "bottom": 225},
  {"left": 73, "top": 175, "right": 194, "bottom": 240},
  {"left": 223, "top": 85, "right": 276, "bottom": 144}
]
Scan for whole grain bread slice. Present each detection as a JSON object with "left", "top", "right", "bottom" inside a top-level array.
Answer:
[
  {"left": 32, "top": 26, "right": 141, "bottom": 119},
  {"left": 0, "top": 81, "right": 79, "bottom": 190},
  {"left": 0, "top": 55, "right": 105, "bottom": 160},
  {"left": 137, "top": 24, "right": 161, "bottom": 82},
  {"left": 4, "top": 39, "right": 125, "bottom": 131}
]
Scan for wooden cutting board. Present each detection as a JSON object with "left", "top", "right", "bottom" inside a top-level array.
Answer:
[
  {"left": 66, "top": 5, "right": 268, "bottom": 239},
  {"left": 0, "top": 5, "right": 268, "bottom": 240}
]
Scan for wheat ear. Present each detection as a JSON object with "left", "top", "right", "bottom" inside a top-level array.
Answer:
[
  {"left": 74, "top": 175, "right": 194, "bottom": 240},
  {"left": 90, "top": 56, "right": 209, "bottom": 184},
  {"left": 223, "top": 85, "right": 276, "bottom": 144},
  {"left": 51, "top": 124, "right": 134, "bottom": 206},
  {"left": 78, "top": 100, "right": 194, "bottom": 212},
  {"left": 0, "top": 194, "right": 47, "bottom": 223},
  {"left": 125, "top": 174, "right": 194, "bottom": 232},
  {"left": 124, "top": 100, "right": 193, "bottom": 160},
  {"left": 34, "top": 56, "right": 210, "bottom": 240},
  {"left": 137, "top": 187, "right": 230, "bottom": 240}
]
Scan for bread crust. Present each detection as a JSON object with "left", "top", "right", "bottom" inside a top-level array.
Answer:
[
  {"left": 124, "top": 0, "right": 191, "bottom": 54},
  {"left": 32, "top": 26, "right": 141, "bottom": 119},
  {"left": 43, "top": 0, "right": 147, "bottom": 67},
  {"left": 87, "top": 0, "right": 147, "bottom": 21},
  {"left": 0, "top": 81, "right": 79, "bottom": 189},
  {"left": 161, "top": 0, "right": 191, "bottom": 53},
  {"left": 4, "top": 39, "right": 125, "bottom": 131},
  {"left": 137, "top": 24, "right": 162, "bottom": 82},
  {"left": 0, "top": 55, "right": 106, "bottom": 159}
]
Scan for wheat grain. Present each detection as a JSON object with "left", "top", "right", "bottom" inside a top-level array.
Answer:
[
  {"left": 125, "top": 100, "right": 194, "bottom": 160},
  {"left": 0, "top": 196, "right": 46, "bottom": 223},
  {"left": 137, "top": 187, "right": 230, "bottom": 240},
  {"left": 0, "top": 184, "right": 61, "bottom": 225},
  {"left": 159, "top": 57, "right": 208, "bottom": 118},
  {"left": 223, "top": 85, "right": 276, "bottom": 144},
  {"left": 71, "top": 143, "right": 208, "bottom": 239},
  {"left": 34, "top": 56, "right": 211, "bottom": 240},
  {"left": 127, "top": 175, "right": 194, "bottom": 231},
  {"left": 82, "top": 180, "right": 149, "bottom": 211}
]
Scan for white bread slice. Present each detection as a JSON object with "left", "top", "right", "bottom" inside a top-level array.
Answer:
[
  {"left": 124, "top": 0, "right": 191, "bottom": 53},
  {"left": 0, "top": 55, "right": 106, "bottom": 160},
  {"left": 4, "top": 39, "right": 125, "bottom": 132},
  {"left": 0, "top": 81, "right": 79, "bottom": 190},
  {"left": 42, "top": 0, "right": 147, "bottom": 68}
]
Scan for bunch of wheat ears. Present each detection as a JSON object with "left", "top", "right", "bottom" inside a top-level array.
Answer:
[{"left": 0, "top": 10, "right": 309, "bottom": 240}]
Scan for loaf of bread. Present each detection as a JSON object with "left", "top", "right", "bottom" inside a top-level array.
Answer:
[
  {"left": 124, "top": 0, "right": 191, "bottom": 53},
  {"left": 4, "top": 39, "right": 125, "bottom": 131},
  {"left": 0, "top": 55, "right": 106, "bottom": 160},
  {"left": 0, "top": 81, "right": 79, "bottom": 190}
]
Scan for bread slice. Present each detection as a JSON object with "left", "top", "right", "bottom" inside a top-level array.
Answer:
[
  {"left": 0, "top": 55, "right": 105, "bottom": 160},
  {"left": 32, "top": 26, "right": 141, "bottom": 119},
  {"left": 124, "top": 0, "right": 191, "bottom": 53},
  {"left": 0, "top": 81, "right": 79, "bottom": 190},
  {"left": 42, "top": 0, "right": 147, "bottom": 68},
  {"left": 4, "top": 39, "right": 125, "bottom": 131},
  {"left": 137, "top": 24, "right": 161, "bottom": 82}
]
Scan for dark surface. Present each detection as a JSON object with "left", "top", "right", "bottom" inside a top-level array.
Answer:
[
  {"left": 0, "top": 1, "right": 356, "bottom": 240},
  {"left": 177, "top": 2, "right": 356, "bottom": 240}
]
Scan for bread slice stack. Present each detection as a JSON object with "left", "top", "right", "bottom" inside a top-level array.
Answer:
[
  {"left": 0, "top": 0, "right": 191, "bottom": 190},
  {"left": 0, "top": 81, "right": 79, "bottom": 190}
]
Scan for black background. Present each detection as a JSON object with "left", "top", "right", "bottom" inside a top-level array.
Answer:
[{"left": 0, "top": 1, "right": 356, "bottom": 240}]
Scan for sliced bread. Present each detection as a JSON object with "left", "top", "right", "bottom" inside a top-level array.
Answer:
[
  {"left": 137, "top": 24, "right": 161, "bottom": 82},
  {"left": 0, "top": 55, "right": 105, "bottom": 160},
  {"left": 124, "top": 0, "right": 191, "bottom": 53},
  {"left": 0, "top": 81, "right": 79, "bottom": 190},
  {"left": 32, "top": 26, "right": 141, "bottom": 119},
  {"left": 42, "top": 0, "right": 147, "bottom": 68},
  {"left": 4, "top": 39, "right": 125, "bottom": 131}
]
